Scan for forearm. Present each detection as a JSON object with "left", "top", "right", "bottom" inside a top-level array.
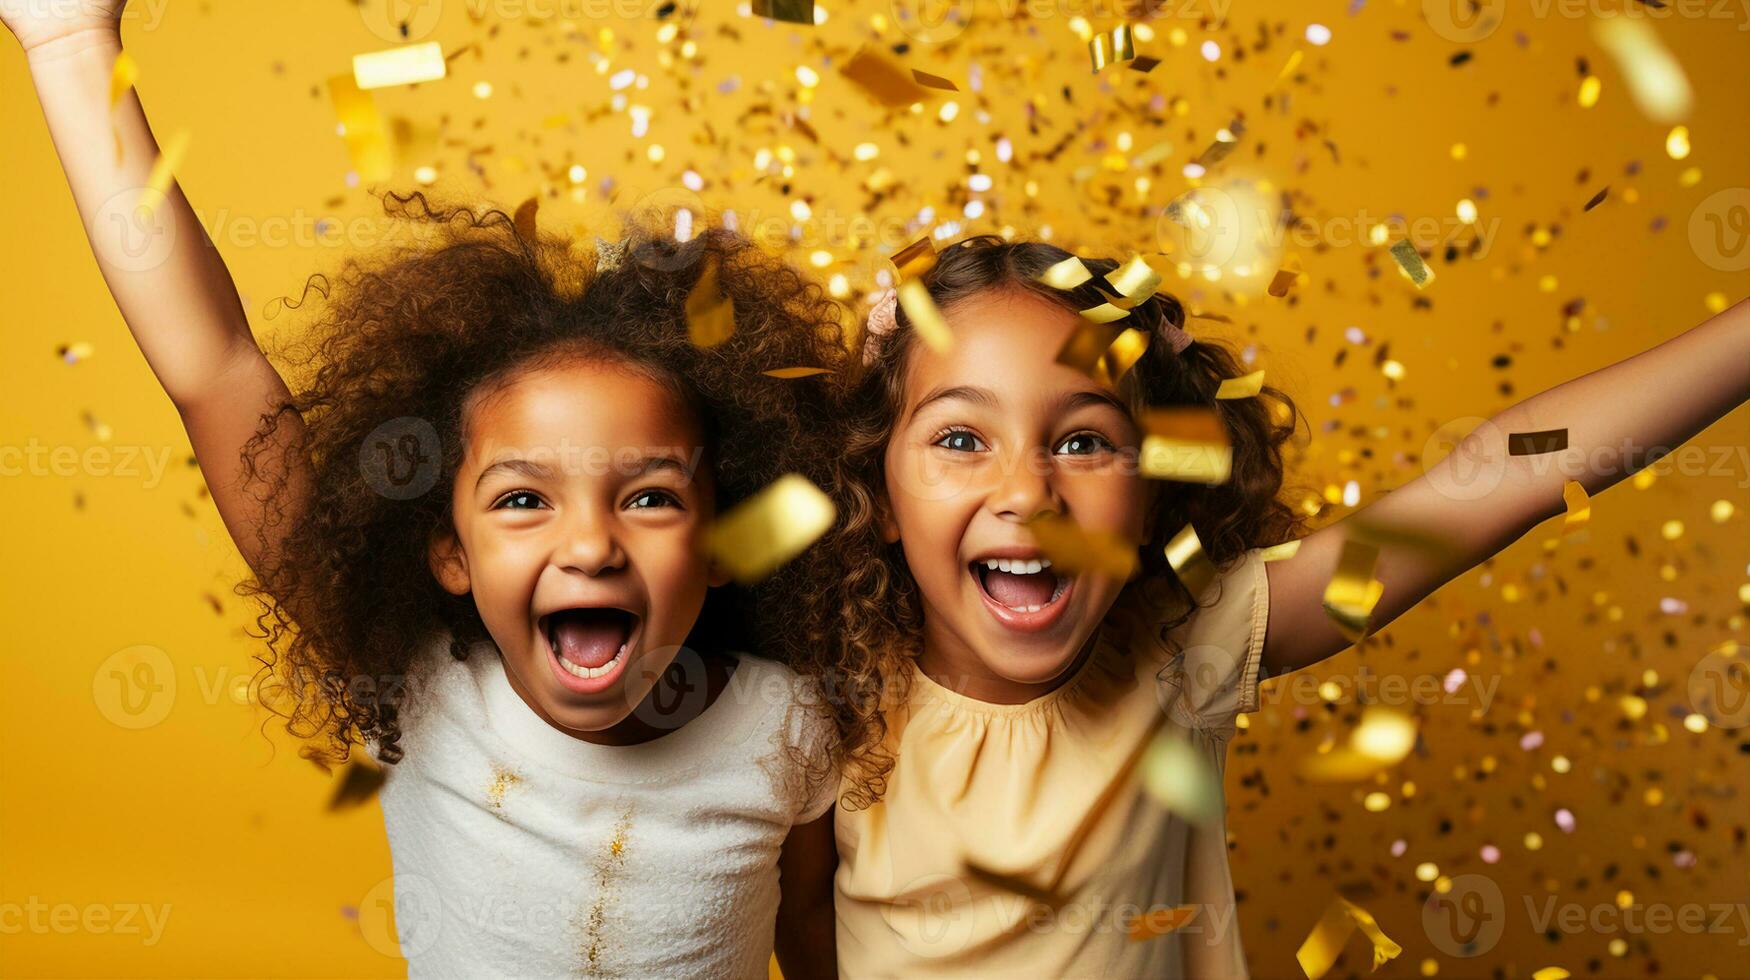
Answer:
[
  {"left": 1481, "top": 298, "right": 1749, "bottom": 517},
  {"left": 1265, "top": 299, "right": 1749, "bottom": 673},
  {"left": 26, "top": 27, "right": 263, "bottom": 406}
]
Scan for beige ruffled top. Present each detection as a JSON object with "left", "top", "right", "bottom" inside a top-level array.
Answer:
[{"left": 834, "top": 548, "right": 1270, "bottom": 979}]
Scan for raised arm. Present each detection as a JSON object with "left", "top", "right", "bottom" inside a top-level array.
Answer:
[
  {"left": 1262, "top": 298, "right": 1750, "bottom": 675},
  {"left": 6, "top": 4, "right": 310, "bottom": 576}
]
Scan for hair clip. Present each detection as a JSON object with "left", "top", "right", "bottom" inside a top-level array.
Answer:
[{"left": 594, "top": 236, "right": 628, "bottom": 273}]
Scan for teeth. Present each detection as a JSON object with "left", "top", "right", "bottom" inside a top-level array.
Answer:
[
  {"left": 981, "top": 558, "right": 1054, "bottom": 574},
  {"left": 553, "top": 646, "right": 626, "bottom": 680}
]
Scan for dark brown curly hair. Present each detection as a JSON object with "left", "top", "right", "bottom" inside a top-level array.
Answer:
[
  {"left": 238, "top": 191, "right": 850, "bottom": 770},
  {"left": 790, "top": 235, "right": 1307, "bottom": 809}
]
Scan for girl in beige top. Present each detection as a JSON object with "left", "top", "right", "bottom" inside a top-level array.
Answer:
[{"left": 791, "top": 235, "right": 1748, "bottom": 978}]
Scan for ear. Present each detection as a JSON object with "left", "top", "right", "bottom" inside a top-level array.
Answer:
[
  {"left": 877, "top": 490, "right": 901, "bottom": 545},
  {"left": 428, "top": 528, "right": 472, "bottom": 596},
  {"left": 705, "top": 553, "right": 733, "bottom": 589}
]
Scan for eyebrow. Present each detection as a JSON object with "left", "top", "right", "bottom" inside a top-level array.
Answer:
[
  {"left": 907, "top": 384, "right": 1134, "bottom": 425},
  {"left": 907, "top": 385, "right": 999, "bottom": 423},
  {"left": 474, "top": 453, "right": 696, "bottom": 490},
  {"left": 1057, "top": 388, "right": 1134, "bottom": 419}
]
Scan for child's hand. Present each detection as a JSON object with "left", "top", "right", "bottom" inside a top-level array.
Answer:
[{"left": 0, "top": 0, "right": 127, "bottom": 54}]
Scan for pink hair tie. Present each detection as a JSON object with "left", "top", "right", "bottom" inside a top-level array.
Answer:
[{"left": 862, "top": 287, "right": 900, "bottom": 366}]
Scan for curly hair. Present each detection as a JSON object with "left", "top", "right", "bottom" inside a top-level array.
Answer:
[
  {"left": 237, "top": 191, "right": 850, "bottom": 770},
  {"left": 793, "top": 235, "right": 1307, "bottom": 809}
]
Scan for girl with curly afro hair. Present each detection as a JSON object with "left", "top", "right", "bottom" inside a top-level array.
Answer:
[{"left": 26, "top": 18, "right": 846, "bottom": 968}]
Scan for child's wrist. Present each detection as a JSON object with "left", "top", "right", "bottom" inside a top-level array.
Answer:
[{"left": 23, "top": 26, "right": 122, "bottom": 69}]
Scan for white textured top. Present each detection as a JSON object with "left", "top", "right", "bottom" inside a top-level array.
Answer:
[{"left": 373, "top": 634, "right": 836, "bottom": 979}]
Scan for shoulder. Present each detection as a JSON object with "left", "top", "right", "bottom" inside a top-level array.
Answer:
[
  {"left": 1119, "top": 548, "right": 1271, "bottom": 734},
  {"left": 723, "top": 655, "right": 838, "bottom": 822},
  {"left": 367, "top": 631, "right": 494, "bottom": 763}
]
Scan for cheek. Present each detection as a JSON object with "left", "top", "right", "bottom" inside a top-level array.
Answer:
[{"left": 1064, "top": 468, "right": 1150, "bottom": 534}]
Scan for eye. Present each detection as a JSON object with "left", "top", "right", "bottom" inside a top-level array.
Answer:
[
  {"left": 627, "top": 489, "right": 683, "bottom": 510},
  {"left": 492, "top": 490, "right": 547, "bottom": 510},
  {"left": 931, "top": 428, "right": 987, "bottom": 453},
  {"left": 1055, "top": 431, "right": 1115, "bottom": 456}
]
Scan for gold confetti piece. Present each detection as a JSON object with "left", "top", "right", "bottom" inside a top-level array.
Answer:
[
  {"left": 1128, "top": 906, "right": 1198, "bottom": 942},
  {"left": 1077, "top": 302, "right": 1131, "bottom": 324},
  {"left": 1592, "top": 16, "right": 1692, "bottom": 124},
  {"left": 1275, "top": 48, "right": 1304, "bottom": 84},
  {"left": 1258, "top": 539, "right": 1301, "bottom": 562},
  {"left": 327, "top": 74, "right": 393, "bottom": 183},
  {"left": 751, "top": 0, "right": 815, "bottom": 24},
  {"left": 1140, "top": 409, "right": 1232, "bottom": 485},
  {"left": 1056, "top": 319, "right": 1124, "bottom": 378},
  {"left": 1561, "top": 480, "right": 1591, "bottom": 534},
  {"left": 763, "top": 366, "right": 833, "bottom": 379},
  {"left": 1215, "top": 370, "right": 1266, "bottom": 400},
  {"left": 1128, "top": 56, "right": 1161, "bottom": 74},
  {"left": 704, "top": 474, "right": 836, "bottom": 585},
  {"left": 963, "top": 862, "right": 1070, "bottom": 908},
  {"left": 840, "top": 46, "right": 927, "bottom": 108},
  {"left": 1194, "top": 126, "right": 1242, "bottom": 169},
  {"left": 1508, "top": 428, "right": 1569, "bottom": 456},
  {"left": 1092, "top": 327, "right": 1150, "bottom": 387},
  {"left": 1388, "top": 240, "right": 1434, "bottom": 289},
  {"left": 1105, "top": 254, "right": 1162, "bottom": 305},
  {"left": 1268, "top": 257, "right": 1300, "bottom": 297},
  {"left": 1299, "top": 707, "right": 1418, "bottom": 782},
  {"left": 1296, "top": 897, "right": 1402, "bottom": 979},
  {"left": 109, "top": 51, "right": 138, "bottom": 164},
  {"left": 890, "top": 235, "right": 938, "bottom": 281},
  {"left": 513, "top": 195, "right": 539, "bottom": 242},
  {"left": 1583, "top": 186, "right": 1610, "bottom": 212},
  {"left": 1140, "top": 730, "right": 1220, "bottom": 824},
  {"left": 1164, "top": 523, "right": 1216, "bottom": 597},
  {"left": 896, "top": 280, "right": 953, "bottom": 354},
  {"left": 1039, "top": 256, "right": 1094, "bottom": 290},
  {"left": 137, "top": 129, "right": 189, "bottom": 217},
  {"left": 1321, "top": 538, "right": 1383, "bottom": 643},
  {"left": 353, "top": 42, "right": 447, "bottom": 90},
  {"left": 327, "top": 758, "right": 386, "bottom": 811},
  {"left": 1532, "top": 969, "right": 1571, "bottom": 980},
  {"left": 685, "top": 258, "right": 735, "bottom": 348},
  {"left": 910, "top": 69, "right": 958, "bottom": 91},
  {"left": 58, "top": 341, "right": 95, "bottom": 364},
  {"left": 1024, "top": 515, "right": 1138, "bottom": 580},
  {"left": 1088, "top": 25, "right": 1137, "bottom": 73}
]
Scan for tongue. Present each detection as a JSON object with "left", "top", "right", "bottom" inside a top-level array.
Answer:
[
  {"left": 550, "top": 612, "right": 629, "bottom": 669},
  {"left": 982, "top": 569, "right": 1057, "bottom": 608}
]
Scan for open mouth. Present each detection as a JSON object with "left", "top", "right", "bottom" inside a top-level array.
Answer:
[
  {"left": 969, "top": 557, "right": 1070, "bottom": 615},
  {"left": 540, "top": 607, "right": 639, "bottom": 682}
]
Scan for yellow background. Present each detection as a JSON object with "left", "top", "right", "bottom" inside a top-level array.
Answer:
[{"left": 2, "top": 0, "right": 1746, "bottom": 976}]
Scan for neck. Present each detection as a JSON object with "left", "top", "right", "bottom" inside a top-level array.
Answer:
[{"left": 914, "top": 612, "right": 1098, "bottom": 705}]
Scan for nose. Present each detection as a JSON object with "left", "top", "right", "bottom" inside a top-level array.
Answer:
[
  {"left": 554, "top": 506, "right": 626, "bottom": 576},
  {"left": 987, "top": 446, "right": 1061, "bottom": 523}
]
